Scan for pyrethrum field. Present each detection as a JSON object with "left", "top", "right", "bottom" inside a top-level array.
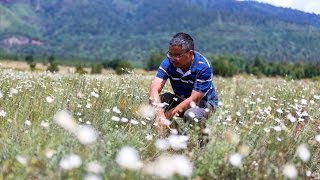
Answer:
[{"left": 0, "top": 69, "right": 319, "bottom": 179}]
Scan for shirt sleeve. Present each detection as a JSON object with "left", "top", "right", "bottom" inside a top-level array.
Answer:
[
  {"left": 156, "top": 58, "right": 170, "bottom": 80},
  {"left": 193, "top": 67, "right": 212, "bottom": 93}
]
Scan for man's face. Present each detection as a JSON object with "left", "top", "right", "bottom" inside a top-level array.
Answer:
[{"left": 167, "top": 45, "right": 193, "bottom": 71}]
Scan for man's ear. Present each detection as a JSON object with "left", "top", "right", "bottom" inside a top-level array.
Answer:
[{"left": 188, "top": 50, "right": 194, "bottom": 57}]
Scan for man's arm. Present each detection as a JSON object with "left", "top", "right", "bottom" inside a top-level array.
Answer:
[
  {"left": 149, "top": 77, "right": 168, "bottom": 126},
  {"left": 165, "top": 90, "right": 205, "bottom": 120}
]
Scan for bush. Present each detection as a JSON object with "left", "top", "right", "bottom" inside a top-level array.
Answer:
[
  {"left": 47, "top": 63, "right": 59, "bottom": 72},
  {"left": 75, "top": 64, "right": 87, "bottom": 74},
  {"left": 144, "top": 51, "right": 164, "bottom": 71},
  {"left": 115, "top": 60, "right": 132, "bottom": 75},
  {"left": 30, "top": 62, "right": 36, "bottom": 71},
  {"left": 91, "top": 64, "right": 103, "bottom": 74}
]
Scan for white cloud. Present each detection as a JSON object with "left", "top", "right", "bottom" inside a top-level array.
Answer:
[{"left": 253, "top": 0, "right": 320, "bottom": 14}]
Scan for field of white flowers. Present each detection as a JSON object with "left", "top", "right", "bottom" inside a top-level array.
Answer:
[{"left": 0, "top": 68, "right": 319, "bottom": 179}]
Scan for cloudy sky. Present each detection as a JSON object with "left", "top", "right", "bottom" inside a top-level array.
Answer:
[{"left": 253, "top": 0, "right": 320, "bottom": 14}]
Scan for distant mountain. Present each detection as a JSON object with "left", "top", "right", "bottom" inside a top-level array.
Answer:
[{"left": 1, "top": 0, "right": 320, "bottom": 63}]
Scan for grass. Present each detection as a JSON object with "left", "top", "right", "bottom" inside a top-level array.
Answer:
[{"left": 0, "top": 69, "right": 319, "bottom": 179}]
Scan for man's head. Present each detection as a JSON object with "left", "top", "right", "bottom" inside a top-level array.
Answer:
[{"left": 167, "top": 32, "right": 194, "bottom": 71}]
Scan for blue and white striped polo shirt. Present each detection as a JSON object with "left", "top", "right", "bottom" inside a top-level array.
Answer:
[{"left": 156, "top": 51, "right": 219, "bottom": 107}]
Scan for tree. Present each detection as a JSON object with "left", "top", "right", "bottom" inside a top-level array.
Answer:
[
  {"left": 115, "top": 60, "right": 132, "bottom": 75},
  {"left": 25, "top": 55, "right": 36, "bottom": 71},
  {"left": 91, "top": 64, "right": 103, "bottom": 74},
  {"left": 144, "top": 51, "right": 164, "bottom": 71}
]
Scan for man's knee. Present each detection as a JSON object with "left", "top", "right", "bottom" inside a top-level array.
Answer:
[{"left": 183, "top": 108, "right": 209, "bottom": 123}]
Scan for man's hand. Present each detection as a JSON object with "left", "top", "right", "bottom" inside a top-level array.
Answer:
[
  {"left": 155, "top": 112, "right": 170, "bottom": 128},
  {"left": 164, "top": 108, "right": 177, "bottom": 120},
  {"left": 154, "top": 111, "right": 170, "bottom": 137}
]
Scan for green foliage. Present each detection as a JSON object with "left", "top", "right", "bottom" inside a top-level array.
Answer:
[
  {"left": 48, "top": 55, "right": 55, "bottom": 64},
  {"left": 102, "top": 59, "right": 121, "bottom": 69},
  {"left": 102, "top": 58, "right": 132, "bottom": 75},
  {"left": 210, "top": 55, "right": 243, "bottom": 77},
  {"left": 47, "top": 62, "right": 59, "bottom": 72},
  {"left": 25, "top": 55, "right": 33, "bottom": 65},
  {"left": 29, "top": 61, "right": 36, "bottom": 71},
  {"left": 144, "top": 51, "right": 164, "bottom": 71},
  {"left": 115, "top": 60, "right": 132, "bottom": 75},
  {"left": 75, "top": 64, "right": 87, "bottom": 74},
  {"left": 91, "top": 64, "right": 103, "bottom": 74},
  {"left": 1, "top": 1, "right": 320, "bottom": 62},
  {"left": 209, "top": 54, "right": 320, "bottom": 79}
]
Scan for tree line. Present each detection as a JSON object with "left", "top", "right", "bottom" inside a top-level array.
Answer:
[
  {"left": 14, "top": 53, "right": 320, "bottom": 79},
  {"left": 144, "top": 52, "right": 320, "bottom": 79}
]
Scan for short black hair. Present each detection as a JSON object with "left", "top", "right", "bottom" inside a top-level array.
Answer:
[{"left": 169, "top": 32, "right": 194, "bottom": 51}]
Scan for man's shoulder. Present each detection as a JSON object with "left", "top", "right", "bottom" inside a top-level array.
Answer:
[
  {"left": 194, "top": 52, "right": 212, "bottom": 70},
  {"left": 159, "top": 58, "right": 175, "bottom": 71}
]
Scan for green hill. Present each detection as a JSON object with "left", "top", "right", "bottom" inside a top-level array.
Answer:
[{"left": 1, "top": 0, "right": 320, "bottom": 63}]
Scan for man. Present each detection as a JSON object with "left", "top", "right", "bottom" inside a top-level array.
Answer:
[{"left": 149, "top": 32, "right": 219, "bottom": 143}]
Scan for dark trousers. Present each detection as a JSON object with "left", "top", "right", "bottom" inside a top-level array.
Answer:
[{"left": 159, "top": 92, "right": 214, "bottom": 124}]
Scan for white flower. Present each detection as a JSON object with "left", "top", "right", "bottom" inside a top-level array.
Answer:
[
  {"left": 138, "top": 104, "right": 155, "bottom": 120},
  {"left": 75, "top": 125, "right": 98, "bottom": 145},
  {"left": 16, "top": 155, "right": 28, "bottom": 166},
  {"left": 146, "top": 134, "right": 153, "bottom": 141},
  {"left": 272, "top": 126, "right": 282, "bottom": 132},
  {"left": 301, "top": 111, "right": 309, "bottom": 117},
  {"left": 306, "top": 170, "right": 312, "bottom": 177},
  {"left": 168, "top": 135, "right": 189, "bottom": 150},
  {"left": 0, "top": 110, "right": 6, "bottom": 117},
  {"left": 143, "top": 154, "right": 193, "bottom": 178},
  {"left": 155, "top": 139, "right": 170, "bottom": 150},
  {"left": 53, "top": 110, "right": 77, "bottom": 133},
  {"left": 46, "top": 96, "right": 54, "bottom": 103},
  {"left": 287, "top": 113, "right": 297, "bottom": 123},
  {"left": 111, "top": 116, "right": 120, "bottom": 122},
  {"left": 77, "top": 92, "right": 85, "bottom": 98},
  {"left": 301, "top": 99, "right": 308, "bottom": 105},
  {"left": 112, "top": 107, "right": 121, "bottom": 114},
  {"left": 59, "top": 154, "right": 82, "bottom": 170},
  {"left": 116, "top": 146, "right": 142, "bottom": 170},
  {"left": 91, "top": 92, "right": 99, "bottom": 98},
  {"left": 40, "top": 121, "right": 50, "bottom": 128},
  {"left": 315, "top": 134, "right": 320, "bottom": 143},
  {"left": 236, "top": 112, "right": 241, "bottom": 117},
  {"left": 170, "top": 128, "right": 179, "bottom": 134},
  {"left": 314, "top": 95, "right": 320, "bottom": 100},
  {"left": 283, "top": 163, "right": 298, "bottom": 179},
  {"left": 86, "top": 161, "right": 103, "bottom": 174},
  {"left": 9, "top": 88, "right": 18, "bottom": 96},
  {"left": 45, "top": 150, "right": 56, "bottom": 159},
  {"left": 270, "top": 97, "right": 277, "bottom": 101},
  {"left": 256, "top": 98, "right": 262, "bottom": 103},
  {"left": 297, "top": 144, "right": 310, "bottom": 162},
  {"left": 225, "top": 115, "right": 232, "bottom": 122},
  {"left": 276, "top": 108, "right": 283, "bottom": 114},
  {"left": 84, "top": 174, "right": 102, "bottom": 180},
  {"left": 25, "top": 120, "right": 32, "bottom": 126},
  {"left": 120, "top": 117, "right": 128, "bottom": 122},
  {"left": 130, "top": 119, "right": 139, "bottom": 125},
  {"left": 229, "top": 153, "right": 243, "bottom": 168},
  {"left": 86, "top": 103, "right": 92, "bottom": 109}
]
